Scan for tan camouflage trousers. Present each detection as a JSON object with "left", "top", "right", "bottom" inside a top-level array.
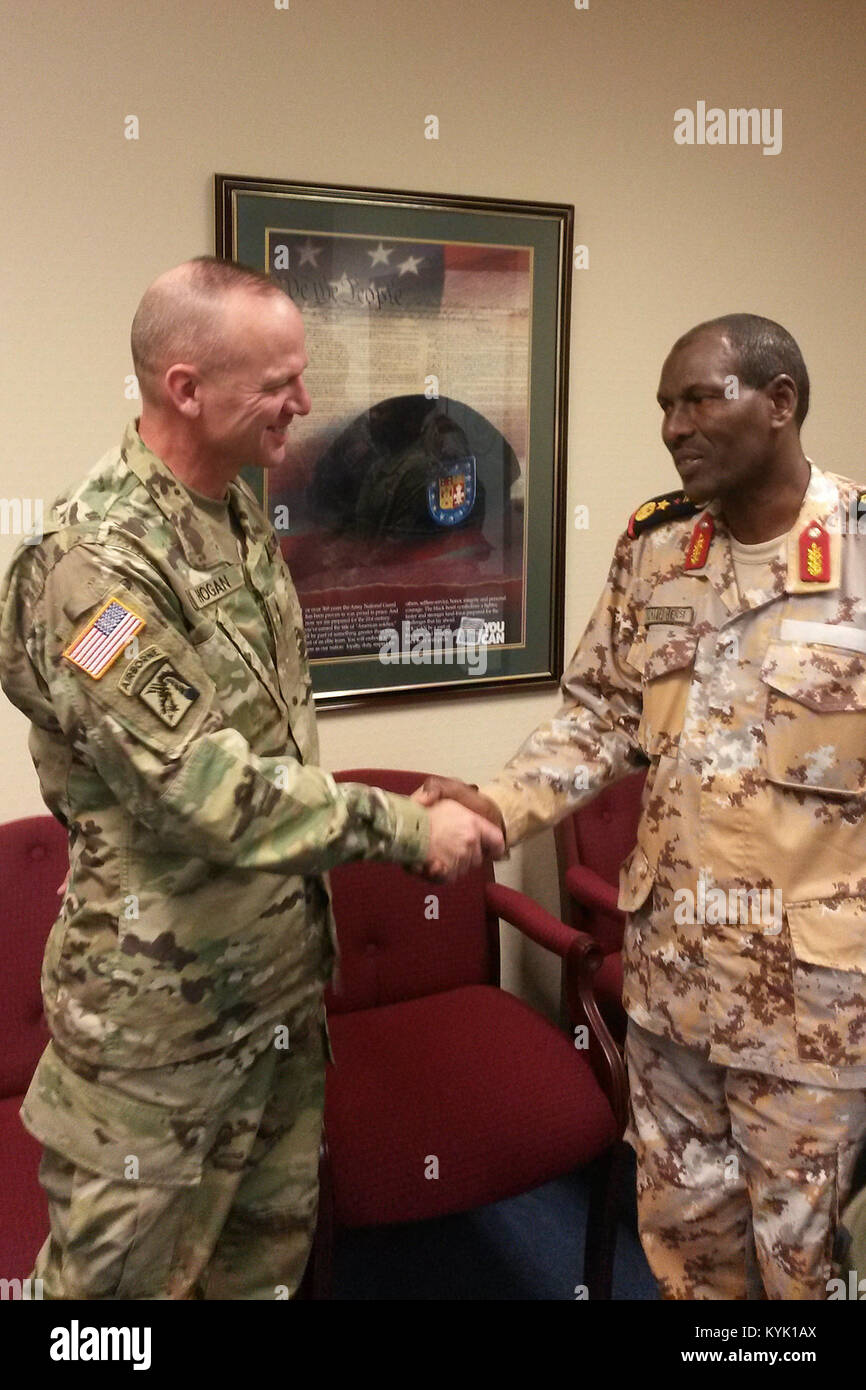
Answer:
[
  {"left": 624, "top": 1019, "right": 866, "bottom": 1300},
  {"left": 31, "top": 1010, "right": 326, "bottom": 1300}
]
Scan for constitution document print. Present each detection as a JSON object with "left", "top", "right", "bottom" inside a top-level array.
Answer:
[{"left": 216, "top": 175, "right": 571, "bottom": 706}]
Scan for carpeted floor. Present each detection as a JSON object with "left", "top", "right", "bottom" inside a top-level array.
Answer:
[{"left": 334, "top": 1145, "right": 659, "bottom": 1300}]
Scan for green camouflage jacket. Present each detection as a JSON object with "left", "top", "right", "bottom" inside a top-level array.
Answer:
[{"left": 0, "top": 422, "right": 430, "bottom": 1074}]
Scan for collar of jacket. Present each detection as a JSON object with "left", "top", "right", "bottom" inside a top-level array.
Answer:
[
  {"left": 120, "top": 420, "right": 240, "bottom": 570},
  {"left": 682, "top": 462, "right": 844, "bottom": 610}
]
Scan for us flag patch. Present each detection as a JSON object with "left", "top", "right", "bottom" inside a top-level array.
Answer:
[{"left": 64, "top": 598, "right": 146, "bottom": 679}]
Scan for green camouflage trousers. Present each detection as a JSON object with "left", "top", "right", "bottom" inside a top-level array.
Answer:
[
  {"left": 27, "top": 1007, "right": 327, "bottom": 1300},
  {"left": 625, "top": 1019, "right": 866, "bottom": 1300}
]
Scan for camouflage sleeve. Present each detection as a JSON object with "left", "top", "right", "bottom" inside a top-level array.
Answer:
[
  {"left": 480, "top": 532, "right": 646, "bottom": 845},
  {"left": 6, "top": 541, "right": 430, "bottom": 873}
]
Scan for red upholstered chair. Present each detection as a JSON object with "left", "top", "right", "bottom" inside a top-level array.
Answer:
[
  {"left": 554, "top": 770, "right": 647, "bottom": 1046},
  {"left": 311, "top": 768, "right": 629, "bottom": 1300},
  {"left": 0, "top": 814, "right": 68, "bottom": 1284}
]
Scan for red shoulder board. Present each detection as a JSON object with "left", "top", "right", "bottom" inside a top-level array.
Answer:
[{"left": 628, "top": 490, "right": 701, "bottom": 540}]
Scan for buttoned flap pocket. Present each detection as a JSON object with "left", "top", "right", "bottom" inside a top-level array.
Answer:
[
  {"left": 631, "top": 628, "right": 699, "bottom": 757},
  {"left": 761, "top": 639, "right": 866, "bottom": 794},
  {"left": 786, "top": 899, "right": 866, "bottom": 1067}
]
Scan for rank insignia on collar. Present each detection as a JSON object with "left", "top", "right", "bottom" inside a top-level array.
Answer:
[
  {"left": 627, "top": 490, "right": 700, "bottom": 539},
  {"left": 684, "top": 515, "right": 714, "bottom": 570},
  {"left": 799, "top": 520, "right": 830, "bottom": 582}
]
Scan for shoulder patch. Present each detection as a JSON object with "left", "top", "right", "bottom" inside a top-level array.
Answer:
[
  {"left": 628, "top": 490, "right": 701, "bottom": 539},
  {"left": 64, "top": 598, "right": 146, "bottom": 679},
  {"left": 136, "top": 660, "right": 199, "bottom": 728}
]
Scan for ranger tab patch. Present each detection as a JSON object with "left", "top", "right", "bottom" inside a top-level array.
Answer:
[
  {"left": 64, "top": 598, "right": 146, "bottom": 679},
  {"left": 137, "top": 661, "right": 199, "bottom": 728},
  {"left": 628, "top": 490, "right": 700, "bottom": 539}
]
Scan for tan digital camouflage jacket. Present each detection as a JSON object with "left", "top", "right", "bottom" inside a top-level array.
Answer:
[
  {"left": 484, "top": 463, "right": 866, "bottom": 1087},
  {"left": 0, "top": 422, "right": 429, "bottom": 1072}
]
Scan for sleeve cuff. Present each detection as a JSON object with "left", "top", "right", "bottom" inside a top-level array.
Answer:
[
  {"left": 385, "top": 792, "right": 431, "bottom": 867},
  {"left": 474, "top": 781, "right": 515, "bottom": 849}
]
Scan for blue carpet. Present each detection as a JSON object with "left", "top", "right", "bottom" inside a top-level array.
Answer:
[{"left": 334, "top": 1146, "right": 659, "bottom": 1300}]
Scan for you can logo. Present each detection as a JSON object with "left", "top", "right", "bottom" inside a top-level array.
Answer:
[
  {"left": 674, "top": 102, "right": 782, "bottom": 156},
  {"left": 673, "top": 872, "right": 782, "bottom": 935}
]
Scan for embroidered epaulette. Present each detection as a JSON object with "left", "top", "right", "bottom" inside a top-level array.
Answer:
[{"left": 627, "top": 490, "right": 701, "bottom": 539}]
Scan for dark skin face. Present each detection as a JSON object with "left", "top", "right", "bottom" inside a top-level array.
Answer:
[{"left": 656, "top": 329, "right": 810, "bottom": 543}]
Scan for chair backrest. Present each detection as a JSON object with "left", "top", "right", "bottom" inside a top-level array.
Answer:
[
  {"left": 555, "top": 770, "right": 646, "bottom": 951},
  {"left": 0, "top": 815, "right": 68, "bottom": 1098},
  {"left": 325, "top": 770, "right": 500, "bottom": 1014}
]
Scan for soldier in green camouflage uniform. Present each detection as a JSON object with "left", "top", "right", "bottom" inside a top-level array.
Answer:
[
  {"left": 417, "top": 315, "right": 866, "bottom": 1299},
  {"left": 0, "top": 257, "right": 502, "bottom": 1299}
]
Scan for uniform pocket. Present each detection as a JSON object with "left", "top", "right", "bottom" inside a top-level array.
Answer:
[
  {"left": 618, "top": 843, "right": 655, "bottom": 913},
  {"left": 786, "top": 898, "right": 866, "bottom": 1067},
  {"left": 191, "top": 619, "right": 282, "bottom": 743},
  {"left": 761, "top": 640, "right": 866, "bottom": 794},
  {"left": 631, "top": 629, "right": 698, "bottom": 757},
  {"left": 21, "top": 1043, "right": 212, "bottom": 1187}
]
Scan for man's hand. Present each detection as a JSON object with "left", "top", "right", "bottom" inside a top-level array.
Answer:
[
  {"left": 423, "top": 798, "right": 505, "bottom": 882},
  {"left": 414, "top": 775, "right": 505, "bottom": 834}
]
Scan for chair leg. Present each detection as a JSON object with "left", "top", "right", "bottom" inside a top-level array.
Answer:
[{"left": 583, "top": 1140, "right": 629, "bottom": 1300}]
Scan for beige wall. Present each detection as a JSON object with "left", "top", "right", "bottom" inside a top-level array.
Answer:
[{"left": 2, "top": 1, "right": 863, "bottom": 1015}]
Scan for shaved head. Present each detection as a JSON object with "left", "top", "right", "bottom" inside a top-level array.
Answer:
[
  {"left": 671, "top": 313, "right": 810, "bottom": 427},
  {"left": 131, "top": 256, "right": 289, "bottom": 404}
]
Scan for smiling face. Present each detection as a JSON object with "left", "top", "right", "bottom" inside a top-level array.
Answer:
[
  {"left": 656, "top": 329, "right": 778, "bottom": 506},
  {"left": 195, "top": 289, "right": 311, "bottom": 476}
]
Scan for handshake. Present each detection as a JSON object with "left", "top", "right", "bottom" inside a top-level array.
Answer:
[{"left": 412, "top": 776, "right": 506, "bottom": 882}]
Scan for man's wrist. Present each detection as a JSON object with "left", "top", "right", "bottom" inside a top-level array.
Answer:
[
  {"left": 476, "top": 782, "right": 511, "bottom": 847},
  {"left": 387, "top": 793, "right": 432, "bottom": 867}
]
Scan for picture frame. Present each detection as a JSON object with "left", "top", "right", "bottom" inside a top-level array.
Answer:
[{"left": 215, "top": 174, "right": 572, "bottom": 707}]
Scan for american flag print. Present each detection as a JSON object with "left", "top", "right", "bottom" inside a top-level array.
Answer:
[{"left": 64, "top": 598, "right": 146, "bottom": 679}]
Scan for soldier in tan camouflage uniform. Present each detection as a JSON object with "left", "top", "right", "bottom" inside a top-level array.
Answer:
[
  {"left": 0, "top": 257, "right": 503, "bottom": 1299},
  {"left": 417, "top": 314, "right": 866, "bottom": 1299}
]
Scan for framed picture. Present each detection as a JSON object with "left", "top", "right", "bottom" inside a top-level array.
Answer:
[{"left": 215, "top": 174, "right": 572, "bottom": 707}]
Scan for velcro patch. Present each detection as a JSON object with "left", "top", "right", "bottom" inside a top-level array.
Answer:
[
  {"left": 645, "top": 606, "right": 694, "bottom": 626},
  {"left": 187, "top": 565, "right": 244, "bottom": 611},
  {"left": 136, "top": 661, "right": 199, "bottom": 728},
  {"left": 64, "top": 598, "right": 146, "bottom": 679},
  {"left": 118, "top": 644, "right": 168, "bottom": 696}
]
